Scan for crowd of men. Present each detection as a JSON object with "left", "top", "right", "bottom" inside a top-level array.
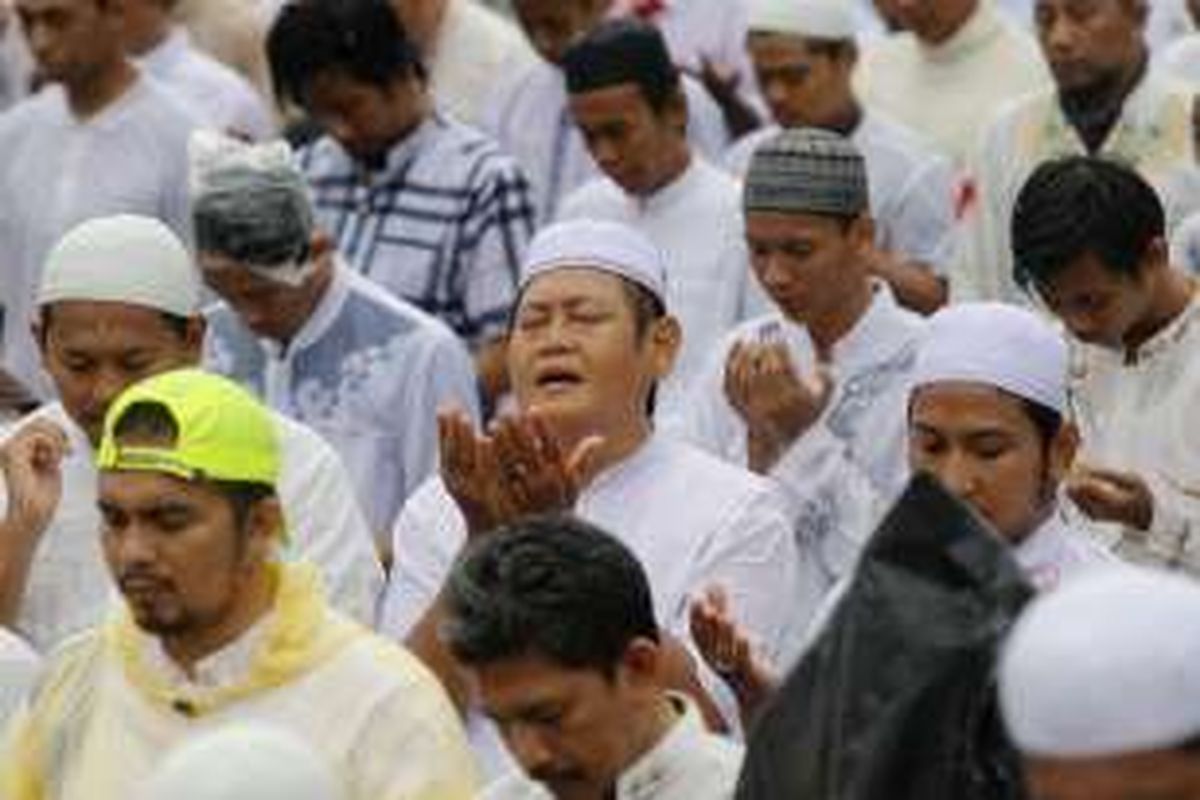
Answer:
[{"left": 1, "top": 0, "right": 1200, "bottom": 797}]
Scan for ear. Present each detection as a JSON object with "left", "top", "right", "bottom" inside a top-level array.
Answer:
[
  {"left": 181, "top": 315, "right": 207, "bottom": 363},
  {"left": 646, "top": 315, "right": 682, "bottom": 381},
  {"left": 663, "top": 85, "right": 688, "bottom": 134},
  {"left": 242, "top": 495, "right": 285, "bottom": 566},
  {"left": 1140, "top": 235, "right": 1169, "bottom": 276},
  {"left": 849, "top": 214, "right": 876, "bottom": 257},
  {"left": 619, "top": 637, "right": 663, "bottom": 689},
  {"left": 1048, "top": 420, "right": 1080, "bottom": 486}
]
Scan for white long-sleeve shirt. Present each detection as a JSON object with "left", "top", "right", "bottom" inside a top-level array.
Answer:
[
  {"left": 0, "top": 402, "right": 383, "bottom": 651},
  {"left": 205, "top": 263, "right": 480, "bottom": 540}
]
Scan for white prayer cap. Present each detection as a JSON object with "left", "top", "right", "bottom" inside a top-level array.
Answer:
[
  {"left": 141, "top": 723, "right": 344, "bottom": 800},
  {"left": 0, "top": 627, "right": 40, "bottom": 727},
  {"left": 520, "top": 219, "right": 667, "bottom": 306},
  {"left": 999, "top": 566, "right": 1200, "bottom": 758},
  {"left": 37, "top": 214, "right": 199, "bottom": 317},
  {"left": 747, "top": 0, "right": 856, "bottom": 40},
  {"left": 912, "top": 302, "right": 1067, "bottom": 415}
]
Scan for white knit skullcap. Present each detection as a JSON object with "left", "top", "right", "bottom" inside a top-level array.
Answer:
[
  {"left": 912, "top": 302, "right": 1068, "bottom": 415},
  {"left": 0, "top": 627, "right": 40, "bottom": 727},
  {"left": 1000, "top": 566, "right": 1200, "bottom": 758},
  {"left": 141, "top": 723, "right": 344, "bottom": 800},
  {"left": 37, "top": 214, "right": 199, "bottom": 317},
  {"left": 747, "top": 0, "right": 855, "bottom": 39},
  {"left": 521, "top": 219, "right": 667, "bottom": 306}
]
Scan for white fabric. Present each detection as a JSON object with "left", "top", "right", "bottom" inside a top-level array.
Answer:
[
  {"left": 521, "top": 219, "right": 666, "bottom": 303},
  {"left": 1160, "top": 34, "right": 1200, "bottom": 88},
  {"left": 0, "top": 627, "right": 39, "bottom": 729},
  {"left": 724, "top": 112, "right": 958, "bottom": 271},
  {"left": 913, "top": 302, "right": 1068, "bottom": 415},
  {"left": 142, "top": 723, "right": 342, "bottom": 800},
  {"left": 481, "top": 694, "right": 743, "bottom": 800},
  {"left": 0, "top": 402, "right": 383, "bottom": 651},
  {"left": 380, "top": 434, "right": 800, "bottom": 775},
  {"left": 746, "top": 0, "right": 854, "bottom": 39},
  {"left": 557, "top": 157, "right": 766, "bottom": 425},
  {"left": 1067, "top": 290, "right": 1200, "bottom": 576},
  {"left": 0, "top": 9, "right": 31, "bottom": 112},
  {"left": 0, "top": 75, "right": 201, "bottom": 396},
  {"left": 204, "top": 261, "right": 481, "bottom": 539},
  {"left": 1000, "top": 565, "right": 1200, "bottom": 758},
  {"left": 679, "top": 284, "right": 924, "bottom": 663},
  {"left": 957, "top": 68, "right": 1200, "bottom": 304},
  {"left": 427, "top": 0, "right": 538, "bottom": 127},
  {"left": 37, "top": 214, "right": 199, "bottom": 316},
  {"left": 137, "top": 27, "right": 274, "bottom": 141},
  {"left": 482, "top": 60, "right": 732, "bottom": 222},
  {"left": 854, "top": 0, "right": 1051, "bottom": 167}
]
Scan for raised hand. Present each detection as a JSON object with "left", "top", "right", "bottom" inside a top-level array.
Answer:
[
  {"left": 491, "top": 413, "right": 602, "bottom": 520},
  {"left": 689, "top": 585, "right": 778, "bottom": 725},
  {"left": 1067, "top": 464, "right": 1154, "bottom": 531},
  {"left": 0, "top": 420, "right": 69, "bottom": 538}
]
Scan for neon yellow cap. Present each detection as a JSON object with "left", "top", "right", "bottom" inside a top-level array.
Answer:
[{"left": 96, "top": 368, "right": 279, "bottom": 486}]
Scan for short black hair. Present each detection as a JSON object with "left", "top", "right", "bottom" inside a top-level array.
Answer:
[
  {"left": 442, "top": 513, "right": 660, "bottom": 678},
  {"left": 1019, "top": 397, "right": 1063, "bottom": 449},
  {"left": 111, "top": 400, "right": 274, "bottom": 531},
  {"left": 563, "top": 17, "right": 680, "bottom": 113},
  {"left": 267, "top": 0, "right": 425, "bottom": 109},
  {"left": 1011, "top": 155, "right": 1164, "bottom": 293}
]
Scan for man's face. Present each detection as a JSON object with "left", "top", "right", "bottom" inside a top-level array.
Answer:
[
  {"left": 745, "top": 210, "right": 870, "bottom": 327},
  {"left": 909, "top": 382, "right": 1068, "bottom": 544},
  {"left": 508, "top": 269, "right": 674, "bottom": 442},
  {"left": 888, "top": 0, "right": 977, "bottom": 45},
  {"left": 1033, "top": 251, "right": 1150, "bottom": 350},
  {"left": 513, "top": 0, "right": 604, "bottom": 66},
  {"left": 748, "top": 33, "right": 852, "bottom": 129},
  {"left": 1034, "top": 0, "right": 1145, "bottom": 92},
  {"left": 38, "top": 302, "right": 198, "bottom": 446},
  {"left": 304, "top": 69, "right": 424, "bottom": 166},
  {"left": 15, "top": 0, "right": 122, "bottom": 85},
  {"left": 569, "top": 82, "right": 686, "bottom": 197},
  {"left": 1026, "top": 748, "right": 1200, "bottom": 800},
  {"left": 99, "top": 470, "right": 271, "bottom": 639},
  {"left": 198, "top": 252, "right": 320, "bottom": 344},
  {"left": 477, "top": 653, "right": 654, "bottom": 800}
]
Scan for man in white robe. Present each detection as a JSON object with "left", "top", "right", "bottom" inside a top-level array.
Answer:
[
  {"left": 0, "top": 369, "right": 477, "bottom": 800},
  {"left": 1010, "top": 155, "right": 1200, "bottom": 575},
  {"left": 483, "top": 0, "right": 732, "bottom": 223},
  {"left": 557, "top": 19, "right": 764, "bottom": 426},
  {"left": 0, "top": 0, "right": 201, "bottom": 396},
  {"left": 855, "top": 0, "right": 1050, "bottom": 168},
  {"left": 726, "top": 0, "right": 956, "bottom": 313},
  {"left": 957, "top": 0, "right": 1200, "bottom": 304},
  {"left": 193, "top": 134, "right": 481, "bottom": 548},
  {"left": 0, "top": 216, "right": 382, "bottom": 652},
  {"left": 682, "top": 129, "right": 925, "bottom": 656},
  {"left": 379, "top": 219, "right": 800, "bottom": 775}
]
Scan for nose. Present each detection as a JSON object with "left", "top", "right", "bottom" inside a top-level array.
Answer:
[
  {"left": 506, "top": 723, "right": 556, "bottom": 776},
  {"left": 932, "top": 451, "right": 981, "bottom": 503},
  {"left": 1042, "top": 16, "right": 1078, "bottom": 55},
  {"left": 89, "top": 366, "right": 131, "bottom": 418},
  {"left": 590, "top": 136, "right": 620, "bottom": 173},
  {"left": 109, "top": 524, "right": 158, "bottom": 572},
  {"left": 757, "top": 249, "right": 793, "bottom": 290}
]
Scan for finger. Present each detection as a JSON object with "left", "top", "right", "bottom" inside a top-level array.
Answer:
[
  {"left": 565, "top": 435, "right": 604, "bottom": 490},
  {"left": 527, "top": 412, "right": 562, "bottom": 466}
]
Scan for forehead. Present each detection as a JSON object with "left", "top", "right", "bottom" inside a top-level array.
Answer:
[
  {"left": 15, "top": 0, "right": 93, "bottom": 14},
  {"left": 745, "top": 210, "right": 847, "bottom": 240},
  {"left": 304, "top": 69, "right": 388, "bottom": 107},
  {"left": 98, "top": 468, "right": 214, "bottom": 508},
  {"left": 1034, "top": 0, "right": 1136, "bottom": 19},
  {"left": 518, "top": 267, "right": 631, "bottom": 307},
  {"left": 747, "top": 32, "right": 817, "bottom": 60},
  {"left": 910, "top": 382, "right": 1037, "bottom": 434},
  {"left": 569, "top": 82, "right": 651, "bottom": 116},
  {"left": 1040, "top": 251, "right": 1136, "bottom": 296},
  {"left": 45, "top": 301, "right": 185, "bottom": 348},
  {"left": 475, "top": 654, "right": 610, "bottom": 710}
]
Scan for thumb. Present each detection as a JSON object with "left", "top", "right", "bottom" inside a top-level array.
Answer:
[{"left": 566, "top": 435, "right": 605, "bottom": 487}]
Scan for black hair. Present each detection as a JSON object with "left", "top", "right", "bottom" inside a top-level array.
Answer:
[
  {"left": 111, "top": 400, "right": 274, "bottom": 531},
  {"left": 266, "top": 0, "right": 426, "bottom": 109},
  {"left": 443, "top": 513, "right": 659, "bottom": 678},
  {"left": 802, "top": 37, "right": 857, "bottom": 61},
  {"left": 1011, "top": 155, "right": 1164, "bottom": 293},
  {"left": 1018, "top": 397, "right": 1063, "bottom": 450},
  {"left": 563, "top": 17, "right": 680, "bottom": 113},
  {"left": 38, "top": 306, "right": 191, "bottom": 343}
]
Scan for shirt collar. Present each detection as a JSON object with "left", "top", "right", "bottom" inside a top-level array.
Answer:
[
  {"left": 922, "top": 0, "right": 1003, "bottom": 64},
  {"left": 634, "top": 155, "right": 699, "bottom": 214},
  {"left": 615, "top": 693, "right": 706, "bottom": 800},
  {"left": 1014, "top": 506, "right": 1075, "bottom": 592},
  {"left": 136, "top": 26, "right": 190, "bottom": 74},
  {"left": 1123, "top": 283, "right": 1200, "bottom": 366},
  {"left": 141, "top": 608, "right": 275, "bottom": 692},
  {"left": 262, "top": 257, "right": 352, "bottom": 360}
]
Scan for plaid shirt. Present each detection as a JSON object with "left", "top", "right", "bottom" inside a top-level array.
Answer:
[{"left": 299, "top": 113, "right": 534, "bottom": 344}]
